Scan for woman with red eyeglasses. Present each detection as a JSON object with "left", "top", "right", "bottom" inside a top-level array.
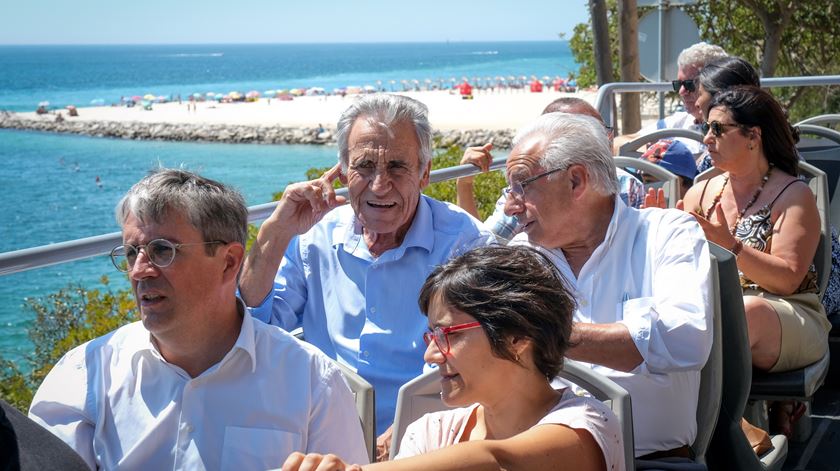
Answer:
[
  {"left": 282, "top": 245, "right": 623, "bottom": 471},
  {"left": 680, "top": 86, "right": 830, "bottom": 435}
]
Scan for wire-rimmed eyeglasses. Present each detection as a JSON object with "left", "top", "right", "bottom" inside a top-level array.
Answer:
[
  {"left": 110, "top": 239, "right": 226, "bottom": 272},
  {"left": 503, "top": 166, "right": 567, "bottom": 199},
  {"left": 422, "top": 321, "right": 482, "bottom": 354}
]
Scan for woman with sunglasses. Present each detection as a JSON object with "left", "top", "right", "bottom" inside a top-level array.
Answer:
[
  {"left": 282, "top": 245, "right": 623, "bottom": 471},
  {"left": 693, "top": 56, "right": 761, "bottom": 173},
  {"left": 680, "top": 86, "right": 830, "bottom": 404}
]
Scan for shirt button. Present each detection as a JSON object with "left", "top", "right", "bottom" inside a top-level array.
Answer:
[
  {"left": 363, "top": 351, "right": 370, "bottom": 358},
  {"left": 184, "top": 423, "right": 194, "bottom": 433},
  {"left": 580, "top": 300, "right": 589, "bottom": 308},
  {"left": 369, "top": 307, "right": 376, "bottom": 313}
]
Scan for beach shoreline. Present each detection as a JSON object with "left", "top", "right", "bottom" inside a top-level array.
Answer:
[
  {"left": 0, "top": 89, "right": 592, "bottom": 147},
  {"left": 1, "top": 88, "right": 669, "bottom": 148}
]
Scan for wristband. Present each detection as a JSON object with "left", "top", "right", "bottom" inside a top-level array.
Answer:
[{"left": 730, "top": 239, "right": 744, "bottom": 257}]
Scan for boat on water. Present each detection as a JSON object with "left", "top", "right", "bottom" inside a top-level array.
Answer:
[{"left": 0, "top": 76, "right": 839, "bottom": 470}]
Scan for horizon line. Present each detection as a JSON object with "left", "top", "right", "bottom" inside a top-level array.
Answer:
[{"left": 0, "top": 39, "right": 570, "bottom": 47}]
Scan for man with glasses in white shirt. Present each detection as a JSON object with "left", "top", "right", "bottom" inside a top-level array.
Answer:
[
  {"left": 28, "top": 169, "right": 367, "bottom": 469},
  {"left": 505, "top": 112, "right": 713, "bottom": 460}
]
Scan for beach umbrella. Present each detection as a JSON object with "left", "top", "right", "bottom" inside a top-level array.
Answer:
[
  {"left": 246, "top": 91, "right": 261, "bottom": 100},
  {"left": 389, "top": 80, "right": 395, "bottom": 92},
  {"left": 345, "top": 86, "right": 362, "bottom": 95},
  {"left": 156, "top": 95, "right": 169, "bottom": 103},
  {"left": 144, "top": 94, "right": 156, "bottom": 101},
  {"left": 131, "top": 95, "right": 142, "bottom": 102}
]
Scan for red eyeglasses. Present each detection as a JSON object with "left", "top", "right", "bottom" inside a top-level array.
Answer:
[{"left": 423, "top": 321, "right": 482, "bottom": 354}]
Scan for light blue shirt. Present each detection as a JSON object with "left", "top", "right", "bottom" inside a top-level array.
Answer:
[{"left": 249, "top": 195, "right": 495, "bottom": 433}]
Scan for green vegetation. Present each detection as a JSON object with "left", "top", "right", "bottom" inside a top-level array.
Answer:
[
  {"left": 0, "top": 144, "right": 504, "bottom": 413},
  {"left": 0, "top": 277, "right": 137, "bottom": 412},
  {"left": 570, "top": 0, "right": 840, "bottom": 120}
]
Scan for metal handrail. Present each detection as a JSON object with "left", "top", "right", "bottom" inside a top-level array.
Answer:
[
  {"left": 0, "top": 157, "right": 508, "bottom": 277},
  {"left": 5, "top": 73, "right": 839, "bottom": 277},
  {"left": 594, "top": 75, "right": 840, "bottom": 131}
]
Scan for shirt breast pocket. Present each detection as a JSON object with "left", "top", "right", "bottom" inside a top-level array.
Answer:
[{"left": 221, "top": 426, "right": 302, "bottom": 470}]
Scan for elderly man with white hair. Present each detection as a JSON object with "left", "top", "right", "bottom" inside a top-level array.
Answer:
[
  {"left": 505, "top": 112, "right": 714, "bottom": 459},
  {"left": 614, "top": 41, "right": 728, "bottom": 155},
  {"left": 239, "top": 94, "right": 494, "bottom": 453}
]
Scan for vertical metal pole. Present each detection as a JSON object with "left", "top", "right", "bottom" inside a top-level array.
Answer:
[{"left": 658, "top": 1, "right": 667, "bottom": 118}]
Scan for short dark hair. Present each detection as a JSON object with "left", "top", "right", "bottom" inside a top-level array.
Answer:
[
  {"left": 698, "top": 56, "right": 760, "bottom": 99},
  {"left": 418, "top": 245, "right": 576, "bottom": 379},
  {"left": 709, "top": 86, "right": 800, "bottom": 176}
]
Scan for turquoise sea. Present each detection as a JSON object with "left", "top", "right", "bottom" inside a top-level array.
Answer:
[{"left": 0, "top": 41, "right": 577, "bottom": 362}]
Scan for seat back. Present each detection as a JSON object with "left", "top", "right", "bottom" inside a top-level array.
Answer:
[
  {"left": 388, "top": 369, "right": 457, "bottom": 460},
  {"left": 692, "top": 251, "right": 723, "bottom": 464},
  {"left": 389, "top": 360, "right": 635, "bottom": 470},
  {"left": 796, "top": 114, "right": 840, "bottom": 128},
  {"left": 797, "top": 162, "right": 831, "bottom": 300},
  {"left": 557, "top": 360, "right": 635, "bottom": 470},
  {"left": 294, "top": 328, "right": 377, "bottom": 462},
  {"left": 796, "top": 124, "right": 840, "bottom": 239},
  {"left": 334, "top": 362, "right": 377, "bottom": 462},
  {"left": 614, "top": 156, "right": 681, "bottom": 207},
  {"left": 705, "top": 243, "right": 789, "bottom": 469},
  {"left": 618, "top": 128, "right": 706, "bottom": 159}
]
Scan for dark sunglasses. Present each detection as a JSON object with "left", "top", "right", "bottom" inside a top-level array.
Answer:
[
  {"left": 701, "top": 120, "right": 747, "bottom": 138},
  {"left": 671, "top": 79, "right": 696, "bottom": 93}
]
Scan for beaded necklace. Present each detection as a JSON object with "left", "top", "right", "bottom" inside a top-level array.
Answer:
[{"left": 704, "top": 165, "right": 773, "bottom": 235}]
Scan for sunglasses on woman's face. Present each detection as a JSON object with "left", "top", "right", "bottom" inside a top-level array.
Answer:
[
  {"left": 701, "top": 120, "right": 746, "bottom": 138},
  {"left": 671, "top": 79, "right": 696, "bottom": 93}
]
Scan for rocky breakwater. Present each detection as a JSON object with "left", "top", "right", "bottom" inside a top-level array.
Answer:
[{"left": 0, "top": 112, "right": 515, "bottom": 149}]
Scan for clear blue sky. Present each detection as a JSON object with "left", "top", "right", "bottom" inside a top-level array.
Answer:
[{"left": 0, "top": 0, "right": 589, "bottom": 45}]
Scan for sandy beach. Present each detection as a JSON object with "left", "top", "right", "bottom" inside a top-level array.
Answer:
[{"left": 13, "top": 89, "right": 602, "bottom": 131}]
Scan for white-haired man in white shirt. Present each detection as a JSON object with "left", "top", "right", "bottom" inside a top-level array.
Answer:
[
  {"left": 28, "top": 168, "right": 368, "bottom": 469},
  {"left": 505, "top": 112, "right": 713, "bottom": 459}
]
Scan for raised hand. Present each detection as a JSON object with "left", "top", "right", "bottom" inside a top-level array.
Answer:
[
  {"left": 687, "top": 201, "right": 736, "bottom": 248},
  {"left": 642, "top": 187, "right": 667, "bottom": 209},
  {"left": 271, "top": 163, "right": 348, "bottom": 236}
]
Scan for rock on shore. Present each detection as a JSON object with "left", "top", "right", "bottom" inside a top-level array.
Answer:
[{"left": 0, "top": 112, "right": 515, "bottom": 149}]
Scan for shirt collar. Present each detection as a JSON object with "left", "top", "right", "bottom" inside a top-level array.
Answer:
[
  {"left": 131, "top": 298, "right": 257, "bottom": 374},
  {"left": 337, "top": 196, "right": 434, "bottom": 258}
]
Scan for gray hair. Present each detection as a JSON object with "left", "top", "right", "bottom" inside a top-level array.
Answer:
[
  {"left": 677, "top": 42, "right": 728, "bottom": 70},
  {"left": 512, "top": 113, "right": 618, "bottom": 196},
  {"left": 335, "top": 94, "right": 433, "bottom": 172},
  {"left": 116, "top": 168, "right": 248, "bottom": 250}
]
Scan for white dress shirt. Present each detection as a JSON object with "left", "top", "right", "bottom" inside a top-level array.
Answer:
[
  {"left": 29, "top": 303, "right": 368, "bottom": 470},
  {"left": 512, "top": 197, "right": 713, "bottom": 456}
]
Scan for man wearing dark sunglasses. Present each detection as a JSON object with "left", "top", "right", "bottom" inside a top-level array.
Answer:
[
  {"left": 613, "top": 42, "right": 727, "bottom": 155},
  {"left": 29, "top": 169, "right": 368, "bottom": 469}
]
